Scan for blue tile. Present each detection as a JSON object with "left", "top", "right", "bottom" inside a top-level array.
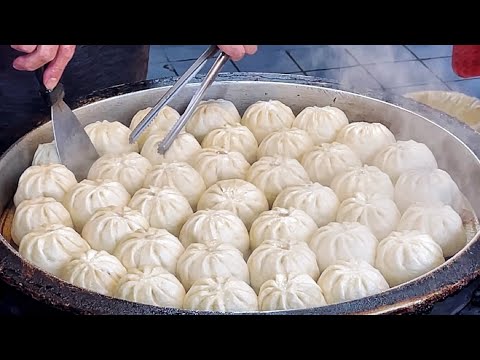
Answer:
[
  {"left": 406, "top": 45, "right": 453, "bottom": 59},
  {"left": 163, "top": 45, "right": 210, "bottom": 61},
  {"left": 288, "top": 46, "right": 357, "bottom": 71},
  {"left": 235, "top": 49, "right": 301, "bottom": 73},
  {"left": 422, "top": 57, "right": 471, "bottom": 82},
  {"left": 388, "top": 83, "right": 451, "bottom": 95},
  {"left": 343, "top": 45, "right": 415, "bottom": 64},
  {"left": 364, "top": 61, "right": 442, "bottom": 88},
  {"left": 171, "top": 58, "right": 239, "bottom": 75},
  {"left": 146, "top": 62, "right": 177, "bottom": 80},
  {"left": 306, "top": 66, "right": 382, "bottom": 90},
  {"left": 447, "top": 79, "right": 480, "bottom": 98},
  {"left": 149, "top": 45, "right": 168, "bottom": 63}
]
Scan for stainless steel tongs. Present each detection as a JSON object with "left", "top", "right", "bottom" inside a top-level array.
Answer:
[{"left": 129, "top": 45, "right": 230, "bottom": 154}]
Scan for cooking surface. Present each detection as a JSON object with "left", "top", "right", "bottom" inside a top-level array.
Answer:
[
  {"left": 1, "top": 78, "right": 480, "bottom": 315},
  {"left": 1, "top": 275, "right": 480, "bottom": 315}
]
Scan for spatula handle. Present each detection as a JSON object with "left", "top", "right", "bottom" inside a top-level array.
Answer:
[
  {"left": 35, "top": 65, "right": 48, "bottom": 93},
  {"left": 34, "top": 65, "right": 65, "bottom": 106}
]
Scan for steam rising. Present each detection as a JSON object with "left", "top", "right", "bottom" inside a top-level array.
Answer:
[{"left": 312, "top": 45, "right": 446, "bottom": 94}]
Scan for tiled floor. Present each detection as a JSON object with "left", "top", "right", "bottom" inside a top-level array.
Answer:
[{"left": 147, "top": 45, "right": 480, "bottom": 98}]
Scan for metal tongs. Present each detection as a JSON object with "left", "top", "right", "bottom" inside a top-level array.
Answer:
[{"left": 129, "top": 45, "right": 230, "bottom": 154}]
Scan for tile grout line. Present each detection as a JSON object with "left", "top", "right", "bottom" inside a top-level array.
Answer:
[
  {"left": 285, "top": 50, "right": 307, "bottom": 75},
  {"left": 342, "top": 47, "right": 386, "bottom": 91},
  {"left": 230, "top": 60, "right": 241, "bottom": 72},
  {"left": 304, "top": 65, "right": 359, "bottom": 73},
  {"left": 402, "top": 46, "right": 453, "bottom": 91}
]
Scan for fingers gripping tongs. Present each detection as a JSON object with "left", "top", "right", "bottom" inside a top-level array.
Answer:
[{"left": 129, "top": 45, "right": 230, "bottom": 154}]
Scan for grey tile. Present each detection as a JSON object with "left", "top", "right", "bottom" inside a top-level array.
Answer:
[
  {"left": 163, "top": 45, "right": 210, "bottom": 61},
  {"left": 423, "top": 57, "right": 470, "bottom": 82},
  {"left": 235, "top": 49, "right": 301, "bottom": 73},
  {"left": 447, "top": 79, "right": 480, "bottom": 98},
  {"left": 406, "top": 45, "right": 453, "bottom": 59},
  {"left": 171, "top": 58, "right": 239, "bottom": 75},
  {"left": 306, "top": 66, "right": 382, "bottom": 90},
  {"left": 146, "top": 62, "right": 177, "bottom": 80},
  {"left": 289, "top": 46, "right": 357, "bottom": 71},
  {"left": 343, "top": 45, "right": 415, "bottom": 64},
  {"left": 259, "top": 45, "right": 313, "bottom": 51},
  {"left": 388, "top": 83, "right": 451, "bottom": 95},
  {"left": 364, "top": 61, "right": 442, "bottom": 88},
  {"left": 149, "top": 45, "right": 168, "bottom": 63}
]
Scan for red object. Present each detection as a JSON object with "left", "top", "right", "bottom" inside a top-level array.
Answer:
[{"left": 452, "top": 45, "right": 480, "bottom": 78}]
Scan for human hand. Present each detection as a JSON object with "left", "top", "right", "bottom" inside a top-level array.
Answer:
[
  {"left": 10, "top": 45, "right": 76, "bottom": 90},
  {"left": 217, "top": 45, "right": 258, "bottom": 61}
]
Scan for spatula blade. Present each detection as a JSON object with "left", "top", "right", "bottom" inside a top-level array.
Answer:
[{"left": 52, "top": 100, "right": 99, "bottom": 181}]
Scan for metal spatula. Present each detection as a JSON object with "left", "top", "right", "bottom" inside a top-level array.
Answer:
[{"left": 35, "top": 66, "right": 99, "bottom": 181}]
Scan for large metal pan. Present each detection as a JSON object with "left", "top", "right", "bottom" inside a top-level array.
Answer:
[{"left": 1, "top": 73, "right": 479, "bottom": 315}]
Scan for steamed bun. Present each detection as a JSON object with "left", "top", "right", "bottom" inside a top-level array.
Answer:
[
  {"left": 32, "top": 141, "right": 60, "bottom": 166},
  {"left": 249, "top": 207, "right": 317, "bottom": 250},
  {"left": 336, "top": 192, "right": 401, "bottom": 240},
  {"left": 193, "top": 148, "right": 250, "bottom": 188},
  {"left": 179, "top": 209, "right": 249, "bottom": 257},
  {"left": 372, "top": 140, "right": 438, "bottom": 183},
  {"left": 176, "top": 241, "right": 249, "bottom": 291},
  {"left": 113, "top": 227, "right": 185, "bottom": 275},
  {"left": 301, "top": 142, "right": 362, "bottom": 186},
  {"left": 61, "top": 249, "right": 127, "bottom": 296},
  {"left": 257, "top": 127, "right": 314, "bottom": 161},
  {"left": 197, "top": 179, "right": 269, "bottom": 230},
  {"left": 183, "top": 277, "right": 258, "bottom": 312},
  {"left": 185, "top": 99, "right": 241, "bottom": 142},
  {"left": 81, "top": 206, "right": 149, "bottom": 253},
  {"left": 246, "top": 156, "right": 310, "bottom": 207},
  {"left": 202, "top": 124, "right": 258, "bottom": 164},
  {"left": 318, "top": 260, "right": 389, "bottom": 304},
  {"left": 397, "top": 203, "right": 467, "bottom": 257},
  {"left": 258, "top": 273, "right": 326, "bottom": 311},
  {"left": 14, "top": 164, "right": 77, "bottom": 206},
  {"left": 293, "top": 106, "right": 349, "bottom": 145},
  {"left": 19, "top": 224, "right": 90, "bottom": 277},
  {"left": 87, "top": 152, "right": 152, "bottom": 195},
  {"left": 143, "top": 162, "right": 206, "bottom": 211},
  {"left": 331, "top": 165, "right": 394, "bottom": 202},
  {"left": 272, "top": 183, "right": 339, "bottom": 228},
  {"left": 84, "top": 120, "right": 138, "bottom": 156},
  {"left": 115, "top": 266, "right": 185, "bottom": 308},
  {"left": 129, "top": 186, "right": 193, "bottom": 237},
  {"left": 140, "top": 131, "right": 201, "bottom": 166},
  {"left": 247, "top": 239, "right": 319, "bottom": 293},
  {"left": 129, "top": 106, "right": 181, "bottom": 148},
  {"left": 63, "top": 179, "right": 131, "bottom": 232},
  {"left": 241, "top": 100, "right": 295, "bottom": 143},
  {"left": 11, "top": 197, "right": 73, "bottom": 246},
  {"left": 394, "top": 168, "right": 464, "bottom": 213},
  {"left": 308, "top": 222, "right": 378, "bottom": 272},
  {"left": 375, "top": 230, "right": 445, "bottom": 287},
  {"left": 336, "top": 122, "right": 395, "bottom": 164}
]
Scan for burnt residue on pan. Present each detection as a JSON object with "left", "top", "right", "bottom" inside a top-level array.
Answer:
[{"left": 1, "top": 72, "right": 479, "bottom": 315}]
